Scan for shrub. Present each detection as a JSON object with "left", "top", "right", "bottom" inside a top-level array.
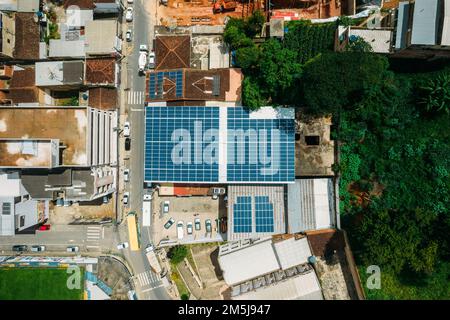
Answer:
[{"left": 167, "top": 245, "right": 188, "bottom": 265}]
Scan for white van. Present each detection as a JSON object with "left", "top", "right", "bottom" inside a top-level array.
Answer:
[{"left": 177, "top": 221, "right": 184, "bottom": 240}]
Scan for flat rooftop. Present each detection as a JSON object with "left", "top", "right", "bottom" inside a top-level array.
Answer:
[
  {"left": 0, "top": 139, "right": 57, "bottom": 168},
  {"left": 0, "top": 107, "right": 88, "bottom": 166}
]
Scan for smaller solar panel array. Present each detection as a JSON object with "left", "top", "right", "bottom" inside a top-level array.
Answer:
[
  {"left": 233, "top": 196, "right": 252, "bottom": 233},
  {"left": 255, "top": 196, "right": 274, "bottom": 233},
  {"left": 148, "top": 70, "right": 183, "bottom": 100},
  {"left": 233, "top": 196, "right": 275, "bottom": 233}
]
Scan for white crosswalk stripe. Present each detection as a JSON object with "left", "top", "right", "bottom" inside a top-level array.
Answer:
[
  {"left": 86, "top": 226, "right": 102, "bottom": 242},
  {"left": 127, "top": 90, "right": 145, "bottom": 105},
  {"left": 135, "top": 271, "right": 161, "bottom": 288}
]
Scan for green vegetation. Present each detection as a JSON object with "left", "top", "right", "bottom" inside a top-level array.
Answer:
[
  {"left": 224, "top": 11, "right": 450, "bottom": 298},
  {"left": 167, "top": 245, "right": 188, "bottom": 265},
  {"left": 169, "top": 264, "right": 190, "bottom": 300},
  {"left": 0, "top": 268, "right": 84, "bottom": 300},
  {"left": 44, "top": 22, "right": 60, "bottom": 45},
  {"left": 61, "top": 96, "right": 79, "bottom": 106}
]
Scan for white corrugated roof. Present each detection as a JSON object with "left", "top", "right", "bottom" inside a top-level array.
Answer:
[
  {"left": 273, "top": 237, "right": 312, "bottom": 270},
  {"left": 233, "top": 271, "right": 323, "bottom": 300},
  {"left": 442, "top": 0, "right": 450, "bottom": 45},
  {"left": 219, "top": 239, "right": 280, "bottom": 285}
]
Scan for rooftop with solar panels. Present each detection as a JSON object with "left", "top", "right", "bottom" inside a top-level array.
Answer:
[{"left": 144, "top": 105, "right": 296, "bottom": 184}]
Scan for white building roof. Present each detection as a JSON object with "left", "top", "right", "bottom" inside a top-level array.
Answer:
[
  {"left": 233, "top": 271, "right": 323, "bottom": 300},
  {"left": 273, "top": 237, "right": 312, "bottom": 270},
  {"left": 349, "top": 28, "right": 392, "bottom": 53},
  {"left": 65, "top": 8, "right": 93, "bottom": 27},
  {"left": 411, "top": 0, "right": 439, "bottom": 45},
  {"left": 35, "top": 61, "right": 64, "bottom": 86},
  {"left": 219, "top": 239, "right": 281, "bottom": 286},
  {"left": 442, "top": 0, "right": 450, "bottom": 46}
]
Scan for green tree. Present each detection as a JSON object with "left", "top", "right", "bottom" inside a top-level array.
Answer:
[
  {"left": 234, "top": 44, "right": 260, "bottom": 73},
  {"left": 167, "top": 245, "right": 188, "bottom": 265},
  {"left": 244, "top": 10, "right": 265, "bottom": 38},
  {"left": 345, "top": 37, "right": 374, "bottom": 53},
  {"left": 242, "top": 76, "right": 265, "bottom": 110},
  {"left": 419, "top": 74, "right": 450, "bottom": 115}
]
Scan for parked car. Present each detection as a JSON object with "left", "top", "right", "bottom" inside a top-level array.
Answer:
[
  {"left": 163, "top": 217, "right": 175, "bottom": 229},
  {"left": 124, "top": 169, "right": 130, "bottom": 182},
  {"left": 194, "top": 218, "right": 201, "bottom": 231},
  {"left": 126, "top": 29, "right": 132, "bottom": 42},
  {"left": 31, "top": 245, "right": 46, "bottom": 252},
  {"left": 139, "top": 44, "right": 148, "bottom": 52},
  {"left": 205, "top": 219, "right": 212, "bottom": 233},
  {"left": 12, "top": 245, "right": 28, "bottom": 252},
  {"left": 125, "top": 137, "right": 131, "bottom": 151},
  {"left": 123, "top": 121, "right": 130, "bottom": 137},
  {"left": 38, "top": 224, "right": 51, "bottom": 231},
  {"left": 127, "top": 0, "right": 134, "bottom": 4},
  {"left": 125, "top": 7, "right": 133, "bottom": 22},
  {"left": 148, "top": 51, "right": 156, "bottom": 69},
  {"left": 186, "top": 222, "right": 193, "bottom": 235},
  {"left": 123, "top": 192, "right": 130, "bottom": 205},
  {"left": 117, "top": 242, "right": 129, "bottom": 250},
  {"left": 161, "top": 200, "right": 170, "bottom": 214},
  {"left": 67, "top": 246, "right": 79, "bottom": 253},
  {"left": 177, "top": 221, "right": 184, "bottom": 240}
]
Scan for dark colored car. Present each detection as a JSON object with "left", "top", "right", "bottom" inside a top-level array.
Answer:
[
  {"left": 164, "top": 218, "right": 175, "bottom": 229},
  {"left": 125, "top": 137, "right": 131, "bottom": 151},
  {"left": 12, "top": 245, "right": 28, "bottom": 252}
]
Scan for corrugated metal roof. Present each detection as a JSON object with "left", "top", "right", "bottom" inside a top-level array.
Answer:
[
  {"left": 287, "top": 178, "right": 334, "bottom": 233},
  {"left": 395, "top": 1, "right": 410, "bottom": 49},
  {"left": 227, "top": 185, "right": 286, "bottom": 241},
  {"left": 411, "top": 0, "right": 440, "bottom": 45},
  {"left": 442, "top": 0, "right": 450, "bottom": 45},
  {"left": 273, "top": 237, "right": 312, "bottom": 270}
]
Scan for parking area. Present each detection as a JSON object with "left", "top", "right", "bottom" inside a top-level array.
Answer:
[
  {"left": 152, "top": 191, "right": 227, "bottom": 246},
  {"left": 49, "top": 197, "right": 115, "bottom": 225}
]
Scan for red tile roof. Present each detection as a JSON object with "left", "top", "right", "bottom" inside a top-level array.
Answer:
[
  {"left": 155, "top": 35, "right": 191, "bottom": 70},
  {"left": 85, "top": 58, "right": 116, "bottom": 86},
  {"left": 64, "top": 0, "right": 95, "bottom": 9},
  {"left": 14, "top": 13, "right": 40, "bottom": 60},
  {"left": 88, "top": 87, "right": 117, "bottom": 110}
]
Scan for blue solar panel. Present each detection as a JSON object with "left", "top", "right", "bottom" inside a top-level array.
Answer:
[
  {"left": 227, "top": 109, "right": 295, "bottom": 183},
  {"left": 148, "top": 70, "right": 184, "bottom": 100},
  {"left": 233, "top": 196, "right": 252, "bottom": 233},
  {"left": 255, "top": 196, "right": 274, "bottom": 233},
  {"left": 144, "top": 106, "right": 220, "bottom": 182}
]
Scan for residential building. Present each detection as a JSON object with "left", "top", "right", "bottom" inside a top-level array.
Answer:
[
  {"left": 0, "top": 171, "right": 48, "bottom": 236},
  {"left": 85, "top": 19, "right": 121, "bottom": 56},
  {"left": 35, "top": 60, "right": 84, "bottom": 88}
]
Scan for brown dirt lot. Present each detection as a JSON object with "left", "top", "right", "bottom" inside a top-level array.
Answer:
[
  {"left": 50, "top": 200, "right": 114, "bottom": 225},
  {"left": 158, "top": 0, "right": 243, "bottom": 26}
]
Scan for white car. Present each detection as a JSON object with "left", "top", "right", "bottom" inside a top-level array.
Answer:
[
  {"left": 117, "top": 242, "right": 129, "bottom": 250},
  {"left": 177, "top": 221, "right": 184, "bottom": 240},
  {"left": 127, "top": 0, "right": 134, "bottom": 4},
  {"left": 186, "top": 222, "right": 193, "bottom": 235},
  {"left": 123, "top": 192, "right": 130, "bottom": 205},
  {"left": 123, "top": 121, "right": 130, "bottom": 137},
  {"left": 124, "top": 169, "right": 130, "bottom": 182},
  {"left": 145, "top": 243, "right": 154, "bottom": 253},
  {"left": 148, "top": 51, "right": 155, "bottom": 69},
  {"left": 31, "top": 245, "right": 46, "bottom": 252},
  {"left": 125, "top": 7, "right": 133, "bottom": 22},
  {"left": 161, "top": 200, "right": 169, "bottom": 214},
  {"left": 139, "top": 44, "right": 148, "bottom": 52},
  {"left": 126, "top": 29, "right": 132, "bottom": 42}
]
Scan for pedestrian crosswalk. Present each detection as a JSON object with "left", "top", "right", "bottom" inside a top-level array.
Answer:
[
  {"left": 127, "top": 90, "right": 145, "bottom": 105},
  {"left": 86, "top": 226, "right": 103, "bottom": 242},
  {"left": 135, "top": 270, "right": 161, "bottom": 288}
]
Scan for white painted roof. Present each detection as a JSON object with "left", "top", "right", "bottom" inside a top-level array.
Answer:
[
  {"left": 49, "top": 40, "right": 85, "bottom": 58},
  {"left": 273, "top": 237, "right": 312, "bottom": 270},
  {"left": 411, "top": 0, "right": 439, "bottom": 45},
  {"left": 219, "top": 239, "right": 280, "bottom": 286},
  {"left": 442, "top": 0, "right": 450, "bottom": 45},
  {"left": 349, "top": 28, "right": 392, "bottom": 53}
]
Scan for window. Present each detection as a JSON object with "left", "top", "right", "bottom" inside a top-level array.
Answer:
[
  {"left": 20, "top": 215, "right": 25, "bottom": 228},
  {"left": 2, "top": 203, "right": 11, "bottom": 215},
  {"left": 23, "top": 194, "right": 30, "bottom": 201},
  {"left": 305, "top": 135, "right": 320, "bottom": 146}
]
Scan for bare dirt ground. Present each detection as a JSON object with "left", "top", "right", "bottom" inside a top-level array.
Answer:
[
  {"left": 157, "top": 0, "right": 244, "bottom": 27},
  {"left": 97, "top": 257, "right": 133, "bottom": 300},
  {"left": 49, "top": 199, "right": 114, "bottom": 225}
]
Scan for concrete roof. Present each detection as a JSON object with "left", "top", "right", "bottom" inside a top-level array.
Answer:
[
  {"left": 85, "top": 20, "right": 118, "bottom": 55},
  {"left": 287, "top": 178, "right": 334, "bottom": 233},
  {"left": 395, "top": 1, "right": 411, "bottom": 49},
  {"left": 35, "top": 61, "right": 84, "bottom": 86},
  {"left": 49, "top": 40, "right": 86, "bottom": 58},
  {"left": 411, "top": 0, "right": 440, "bottom": 45},
  {"left": 219, "top": 239, "right": 281, "bottom": 286},
  {"left": 442, "top": 0, "right": 450, "bottom": 45},
  {"left": 0, "top": 107, "right": 88, "bottom": 166}
]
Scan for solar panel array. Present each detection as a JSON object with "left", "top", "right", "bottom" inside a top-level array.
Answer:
[
  {"left": 255, "top": 196, "right": 274, "bottom": 232},
  {"left": 148, "top": 70, "right": 183, "bottom": 100},
  {"left": 233, "top": 196, "right": 252, "bottom": 233},
  {"left": 144, "top": 107, "right": 219, "bottom": 182},
  {"left": 144, "top": 106, "right": 295, "bottom": 183},
  {"left": 227, "top": 107, "right": 295, "bottom": 183}
]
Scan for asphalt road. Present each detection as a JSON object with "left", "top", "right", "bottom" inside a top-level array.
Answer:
[{"left": 121, "top": 0, "right": 170, "bottom": 300}]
